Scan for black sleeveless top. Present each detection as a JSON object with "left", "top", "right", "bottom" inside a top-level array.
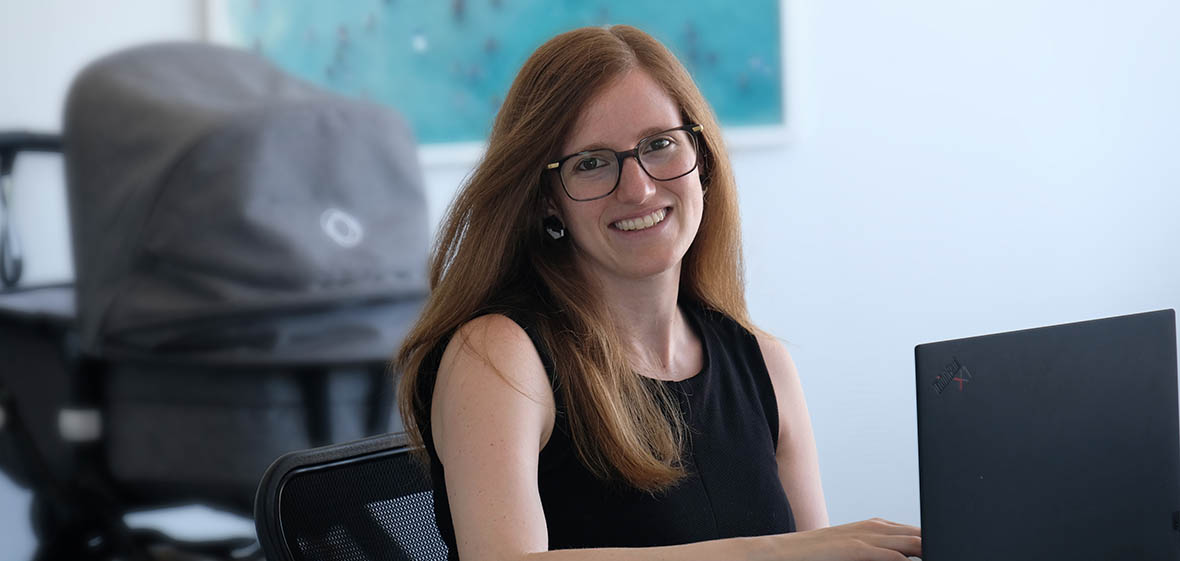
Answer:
[{"left": 419, "top": 300, "right": 795, "bottom": 559}]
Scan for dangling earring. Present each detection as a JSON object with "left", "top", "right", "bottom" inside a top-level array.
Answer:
[{"left": 543, "top": 215, "right": 566, "bottom": 240}]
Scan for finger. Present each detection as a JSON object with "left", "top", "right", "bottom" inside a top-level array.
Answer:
[
  {"left": 861, "top": 535, "right": 923, "bottom": 557},
  {"left": 863, "top": 518, "right": 922, "bottom": 536}
]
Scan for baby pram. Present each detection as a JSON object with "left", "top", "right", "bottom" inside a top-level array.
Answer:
[{"left": 0, "top": 42, "right": 429, "bottom": 560}]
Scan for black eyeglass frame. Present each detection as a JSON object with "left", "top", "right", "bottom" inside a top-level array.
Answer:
[{"left": 544, "top": 123, "right": 704, "bottom": 202}]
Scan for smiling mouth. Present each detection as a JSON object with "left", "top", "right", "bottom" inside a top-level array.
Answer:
[{"left": 612, "top": 207, "right": 669, "bottom": 232}]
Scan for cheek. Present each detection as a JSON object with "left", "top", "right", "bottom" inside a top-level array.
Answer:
[
  {"left": 680, "top": 174, "right": 705, "bottom": 214},
  {"left": 557, "top": 200, "right": 603, "bottom": 237},
  {"left": 679, "top": 176, "right": 706, "bottom": 239}
]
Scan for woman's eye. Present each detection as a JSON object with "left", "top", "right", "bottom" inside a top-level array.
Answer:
[
  {"left": 644, "top": 137, "right": 673, "bottom": 153},
  {"left": 574, "top": 157, "right": 607, "bottom": 172}
]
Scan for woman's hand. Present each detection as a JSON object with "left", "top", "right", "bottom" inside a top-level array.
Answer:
[{"left": 769, "top": 518, "right": 921, "bottom": 561}]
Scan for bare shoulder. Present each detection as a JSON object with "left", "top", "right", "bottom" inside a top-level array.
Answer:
[
  {"left": 753, "top": 329, "right": 800, "bottom": 385},
  {"left": 430, "top": 314, "right": 558, "bottom": 557},
  {"left": 432, "top": 313, "right": 556, "bottom": 463},
  {"left": 753, "top": 328, "right": 830, "bottom": 529},
  {"left": 752, "top": 328, "right": 809, "bottom": 445},
  {"left": 438, "top": 314, "right": 553, "bottom": 401}
]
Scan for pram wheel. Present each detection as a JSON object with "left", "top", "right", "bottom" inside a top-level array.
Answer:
[{"left": 30, "top": 493, "right": 148, "bottom": 561}]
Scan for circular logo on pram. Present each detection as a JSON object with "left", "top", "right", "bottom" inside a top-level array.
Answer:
[{"left": 320, "top": 208, "right": 364, "bottom": 248}]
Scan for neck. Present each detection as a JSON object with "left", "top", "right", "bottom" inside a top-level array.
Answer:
[{"left": 584, "top": 263, "right": 697, "bottom": 381}]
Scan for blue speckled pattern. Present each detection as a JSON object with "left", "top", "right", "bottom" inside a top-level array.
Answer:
[{"left": 222, "top": 0, "right": 783, "bottom": 143}]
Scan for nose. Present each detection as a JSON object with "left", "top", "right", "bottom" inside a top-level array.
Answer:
[{"left": 614, "top": 155, "right": 656, "bottom": 205}]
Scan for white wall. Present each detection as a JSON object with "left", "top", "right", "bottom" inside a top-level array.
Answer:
[
  {"left": 0, "top": 0, "right": 206, "bottom": 284},
  {"left": 1, "top": 0, "right": 1177, "bottom": 552},
  {"left": 750, "top": 0, "right": 1180, "bottom": 525}
]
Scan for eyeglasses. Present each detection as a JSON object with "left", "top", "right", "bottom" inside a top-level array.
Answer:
[{"left": 545, "top": 124, "right": 703, "bottom": 202}]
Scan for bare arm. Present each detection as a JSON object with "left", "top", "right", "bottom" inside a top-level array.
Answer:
[
  {"left": 432, "top": 315, "right": 918, "bottom": 561},
  {"left": 756, "top": 332, "right": 831, "bottom": 531}
]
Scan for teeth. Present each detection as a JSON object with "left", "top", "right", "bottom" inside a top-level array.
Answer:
[{"left": 613, "top": 208, "right": 667, "bottom": 231}]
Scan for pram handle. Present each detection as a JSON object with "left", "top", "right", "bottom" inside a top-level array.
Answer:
[
  {"left": 0, "top": 131, "right": 62, "bottom": 175},
  {"left": 0, "top": 131, "right": 63, "bottom": 288}
]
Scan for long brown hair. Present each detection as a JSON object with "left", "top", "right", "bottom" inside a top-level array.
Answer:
[{"left": 396, "top": 25, "right": 749, "bottom": 491}]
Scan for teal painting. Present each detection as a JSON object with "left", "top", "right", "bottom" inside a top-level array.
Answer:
[{"left": 215, "top": 0, "right": 783, "bottom": 144}]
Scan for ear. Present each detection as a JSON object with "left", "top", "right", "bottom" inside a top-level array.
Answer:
[{"left": 542, "top": 194, "right": 562, "bottom": 220}]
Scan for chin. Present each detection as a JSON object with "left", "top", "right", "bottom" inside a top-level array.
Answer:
[
  {"left": 613, "top": 252, "right": 684, "bottom": 280},
  {"left": 576, "top": 235, "right": 694, "bottom": 281}
]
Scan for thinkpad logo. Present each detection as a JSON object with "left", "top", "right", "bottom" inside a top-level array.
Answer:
[{"left": 932, "top": 357, "right": 973, "bottom": 395}]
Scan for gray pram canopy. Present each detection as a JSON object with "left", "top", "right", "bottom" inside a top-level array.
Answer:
[{"left": 64, "top": 42, "right": 428, "bottom": 362}]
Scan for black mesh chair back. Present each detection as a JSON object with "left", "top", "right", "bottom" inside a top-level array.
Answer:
[{"left": 255, "top": 432, "right": 450, "bottom": 561}]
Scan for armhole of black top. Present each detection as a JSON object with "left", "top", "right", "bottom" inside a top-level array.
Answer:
[
  {"left": 750, "top": 331, "right": 782, "bottom": 452},
  {"left": 490, "top": 310, "right": 572, "bottom": 470},
  {"left": 684, "top": 301, "right": 783, "bottom": 451},
  {"left": 708, "top": 304, "right": 781, "bottom": 452}
]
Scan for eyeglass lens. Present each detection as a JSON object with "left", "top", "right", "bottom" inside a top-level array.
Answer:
[{"left": 561, "top": 128, "right": 698, "bottom": 201}]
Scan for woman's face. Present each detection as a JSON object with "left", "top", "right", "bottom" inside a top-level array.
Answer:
[{"left": 550, "top": 69, "right": 704, "bottom": 283}]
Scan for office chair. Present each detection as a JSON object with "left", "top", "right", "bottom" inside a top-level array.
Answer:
[{"left": 254, "top": 432, "right": 451, "bottom": 561}]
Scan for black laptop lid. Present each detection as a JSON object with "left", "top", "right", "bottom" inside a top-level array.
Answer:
[{"left": 915, "top": 309, "right": 1179, "bottom": 561}]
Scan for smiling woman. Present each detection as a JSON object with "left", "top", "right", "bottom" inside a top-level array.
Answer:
[
  {"left": 394, "top": 25, "right": 922, "bottom": 561},
  {"left": 547, "top": 70, "right": 706, "bottom": 284}
]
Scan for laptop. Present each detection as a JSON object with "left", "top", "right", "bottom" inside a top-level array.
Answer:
[{"left": 915, "top": 309, "right": 1179, "bottom": 561}]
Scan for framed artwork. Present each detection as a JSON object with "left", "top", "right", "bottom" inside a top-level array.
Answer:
[{"left": 205, "top": 0, "right": 787, "bottom": 165}]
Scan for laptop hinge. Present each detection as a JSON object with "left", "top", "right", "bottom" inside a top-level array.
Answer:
[{"left": 1173, "top": 511, "right": 1180, "bottom": 531}]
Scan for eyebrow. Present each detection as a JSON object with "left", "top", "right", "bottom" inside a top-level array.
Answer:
[{"left": 566, "top": 124, "right": 680, "bottom": 156}]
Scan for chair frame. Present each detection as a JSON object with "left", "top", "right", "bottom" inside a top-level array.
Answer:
[{"left": 254, "top": 431, "right": 416, "bottom": 561}]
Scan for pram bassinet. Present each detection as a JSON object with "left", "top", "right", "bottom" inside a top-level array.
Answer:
[
  {"left": 67, "top": 41, "right": 429, "bottom": 358},
  {"left": 0, "top": 41, "right": 429, "bottom": 559}
]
